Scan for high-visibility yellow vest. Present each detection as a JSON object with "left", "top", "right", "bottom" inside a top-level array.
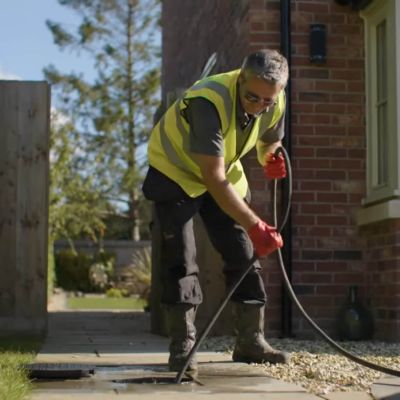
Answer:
[{"left": 147, "top": 69, "right": 285, "bottom": 198}]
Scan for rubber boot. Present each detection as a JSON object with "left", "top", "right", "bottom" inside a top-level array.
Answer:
[
  {"left": 232, "top": 303, "right": 290, "bottom": 364},
  {"left": 165, "top": 304, "right": 198, "bottom": 373}
]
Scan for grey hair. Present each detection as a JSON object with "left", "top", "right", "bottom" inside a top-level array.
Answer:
[{"left": 241, "top": 49, "right": 289, "bottom": 88}]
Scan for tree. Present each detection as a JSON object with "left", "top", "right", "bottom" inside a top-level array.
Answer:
[
  {"left": 45, "top": 0, "right": 160, "bottom": 241},
  {"left": 49, "top": 110, "right": 108, "bottom": 246}
]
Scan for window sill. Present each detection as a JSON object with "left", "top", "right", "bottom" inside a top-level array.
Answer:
[{"left": 357, "top": 198, "right": 400, "bottom": 226}]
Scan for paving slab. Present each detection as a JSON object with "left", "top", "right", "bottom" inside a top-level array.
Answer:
[
  {"left": 30, "top": 307, "right": 398, "bottom": 400},
  {"left": 371, "top": 374, "right": 400, "bottom": 400},
  {"left": 322, "top": 391, "right": 374, "bottom": 400},
  {"left": 32, "top": 310, "right": 324, "bottom": 399},
  {"left": 31, "top": 362, "right": 322, "bottom": 400},
  {"left": 31, "top": 393, "right": 322, "bottom": 400},
  {"left": 36, "top": 351, "right": 231, "bottom": 365}
]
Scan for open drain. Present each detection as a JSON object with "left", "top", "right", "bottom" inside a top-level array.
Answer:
[
  {"left": 27, "top": 364, "right": 200, "bottom": 385},
  {"left": 112, "top": 376, "right": 193, "bottom": 385},
  {"left": 26, "top": 363, "right": 95, "bottom": 380}
]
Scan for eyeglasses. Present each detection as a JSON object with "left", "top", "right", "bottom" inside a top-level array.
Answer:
[{"left": 244, "top": 90, "right": 277, "bottom": 107}]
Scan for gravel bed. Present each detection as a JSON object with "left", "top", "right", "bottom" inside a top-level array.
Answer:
[{"left": 201, "top": 336, "right": 400, "bottom": 395}]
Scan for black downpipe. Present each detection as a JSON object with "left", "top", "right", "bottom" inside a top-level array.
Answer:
[{"left": 280, "top": 0, "right": 293, "bottom": 338}]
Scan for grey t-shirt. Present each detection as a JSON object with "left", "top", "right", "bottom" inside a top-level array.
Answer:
[{"left": 184, "top": 96, "right": 285, "bottom": 157}]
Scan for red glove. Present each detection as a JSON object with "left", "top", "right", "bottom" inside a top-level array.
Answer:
[
  {"left": 264, "top": 153, "right": 286, "bottom": 180},
  {"left": 247, "top": 220, "right": 283, "bottom": 257}
]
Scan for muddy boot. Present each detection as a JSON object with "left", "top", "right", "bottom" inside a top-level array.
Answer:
[
  {"left": 232, "top": 303, "right": 290, "bottom": 364},
  {"left": 165, "top": 304, "right": 198, "bottom": 373}
]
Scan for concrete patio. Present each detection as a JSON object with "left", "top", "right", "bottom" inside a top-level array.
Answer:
[{"left": 29, "top": 309, "right": 399, "bottom": 400}]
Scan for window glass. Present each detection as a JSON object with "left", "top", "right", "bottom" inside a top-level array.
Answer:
[{"left": 375, "top": 19, "right": 388, "bottom": 187}]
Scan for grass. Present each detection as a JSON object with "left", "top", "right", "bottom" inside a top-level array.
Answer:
[
  {"left": 67, "top": 296, "right": 147, "bottom": 310},
  {"left": 0, "top": 336, "right": 42, "bottom": 400}
]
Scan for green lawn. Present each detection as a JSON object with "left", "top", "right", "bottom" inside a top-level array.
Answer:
[
  {"left": 67, "top": 296, "right": 147, "bottom": 310},
  {"left": 0, "top": 336, "right": 42, "bottom": 400}
]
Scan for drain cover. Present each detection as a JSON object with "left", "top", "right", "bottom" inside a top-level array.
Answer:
[
  {"left": 112, "top": 376, "right": 192, "bottom": 384},
  {"left": 27, "top": 363, "right": 95, "bottom": 380}
]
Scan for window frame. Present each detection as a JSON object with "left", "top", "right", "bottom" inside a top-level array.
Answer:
[
  {"left": 358, "top": 0, "right": 400, "bottom": 225},
  {"left": 361, "top": 0, "right": 400, "bottom": 204}
]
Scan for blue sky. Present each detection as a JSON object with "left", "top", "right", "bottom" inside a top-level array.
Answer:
[{"left": 0, "top": 0, "right": 94, "bottom": 81}]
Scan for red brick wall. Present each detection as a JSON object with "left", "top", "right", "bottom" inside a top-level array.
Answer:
[
  {"left": 289, "top": 0, "right": 367, "bottom": 338},
  {"left": 244, "top": 0, "right": 286, "bottom": 337},
  {"left": 236, "top": 0, "right": 369, "bottom": 339},
  {"left": 361, "top": 220, "right": 400, "bottom": 341}
]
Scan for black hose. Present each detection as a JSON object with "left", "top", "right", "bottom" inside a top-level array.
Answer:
[
  {"left": 175, "top": 253, "right": 258, "bottom": 383},
  {"left": 176, "top": 146, "right": 400, "bottom": 383},
  {"left": 274, "top": 146, "right": 400, "bottom": 378}
]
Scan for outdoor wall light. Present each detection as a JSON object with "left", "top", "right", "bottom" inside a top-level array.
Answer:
[
  {"left": 334, "top": 0, "right": 372, "bottom": 10},
  {"left": 334, "top": 0, "right": 351, "bottom": 5},
  {"left": 309, "top": 24, "right": 326, "bottom": 64}
]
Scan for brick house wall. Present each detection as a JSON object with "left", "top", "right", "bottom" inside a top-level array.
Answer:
[
  {"left": 160, "top": 0, "right": 399, "bottom": 340},
  {"left": 361, "top": 220, "right": 400, "bottom": 340},
  {"left": 241, "top": 0, "right": 368, "bottom": 338}
]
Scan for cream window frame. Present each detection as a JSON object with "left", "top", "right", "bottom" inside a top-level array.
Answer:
[{"left": 358, "top": 0, "right": 400, "bottom": 225}]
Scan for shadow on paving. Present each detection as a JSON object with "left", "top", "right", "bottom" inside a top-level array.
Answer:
[{"left": 41, "top": 310, "right": 168, "bottom": 354}]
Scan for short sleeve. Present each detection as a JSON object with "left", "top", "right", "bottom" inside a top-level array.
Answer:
[
  {"left": 259, "top": 111, "right": 285, "bottom": 144},
  {"left": 185, "top": 98, "right": 224, "bottom": 157}
]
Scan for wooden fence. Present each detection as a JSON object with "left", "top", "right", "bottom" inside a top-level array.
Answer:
[{"left": 0, "top": 81, "right": 50, "bottom": 335}]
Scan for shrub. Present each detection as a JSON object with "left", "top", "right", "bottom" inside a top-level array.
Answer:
[
  {"left": 106, "top": 288, "right": 126, "bottom": 298},
  {"left": 89, "top": 263, "right": 109, "bottom": 292},
  {"left": 55, "top": 249, "right": 115, "bottom": 292},
  {"left": 48, "top": 240, "right": 56, "bottom": 298},
  {"left": 116, "top": 247, "right": 151, "bottom": 303}
]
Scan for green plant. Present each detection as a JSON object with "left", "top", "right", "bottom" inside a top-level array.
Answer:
[
  {"left": 55, "top": 250, "right": 92, "bottom": 292},
  {"left": 48, "top": 240, "right": 55, "bottom": 298},
  {"left": 46, "top": 0, "right": 160, "bottom": 241},
  {"left": 55, "top": 249, "right": 115, "bottom": 292},
  {"left": 106, "top": 288, "right": 124, "bottom": 298},
  {"left": 0, "top": 336, "right": 42, "bottom": 400},
  {"left": 132, "top": 247, "right": 151, "bottom": 277},
  {"left": 88, "top": 250, "right": 116, "bottom": 292},
  {"left": 94, "top": 250, "right": 115, "bottom": 279},
  {"left": 67, "top": 296, "right": 145, "bottom": 310},
  {"left": 130, "top": 247, "right": 152, "bottom": 301}
]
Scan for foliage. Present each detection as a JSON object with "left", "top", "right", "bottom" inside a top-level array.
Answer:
[
  {"left": 117, "top": 246, "right": 151, "bottom": 302},
  {"left": 49, "top": 110, "right": 107, "bottom": 245},
  {"left": 0, "top": 337, "right": 42, "bottom": 400},
  {"left": 48, "top": 239, "right": 55, "bottom": 298},
  {"left": 55, "top": 250, "right": 92, "bottom": 292},
  {"left": 131, "top": 246, "right": 152, "bottom": 287},
  {"left": 102, "top": 204, "right": 152, "bottom": 240},
  {"left": 45, "top": 0, "right": 160, "bottom": 241},
  {"left": 105, "top": 288, "right": 127, "bottom": 298},
  {"left": 67, "top": 296, "right": 146, "bottom": 310},
  {"left": 89, "top": 263, "right": 109, "bottom": 292},
  {"left": 55, "top": 249, "right": 115, "bottom": 292}
]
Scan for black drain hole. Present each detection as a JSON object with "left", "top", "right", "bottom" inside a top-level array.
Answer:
[
  {"left": 112, "top": 376, "right": 192, "bottom": 385},
  {"left": 26, "top": 363, "right": 95, "bottom": 380}
]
